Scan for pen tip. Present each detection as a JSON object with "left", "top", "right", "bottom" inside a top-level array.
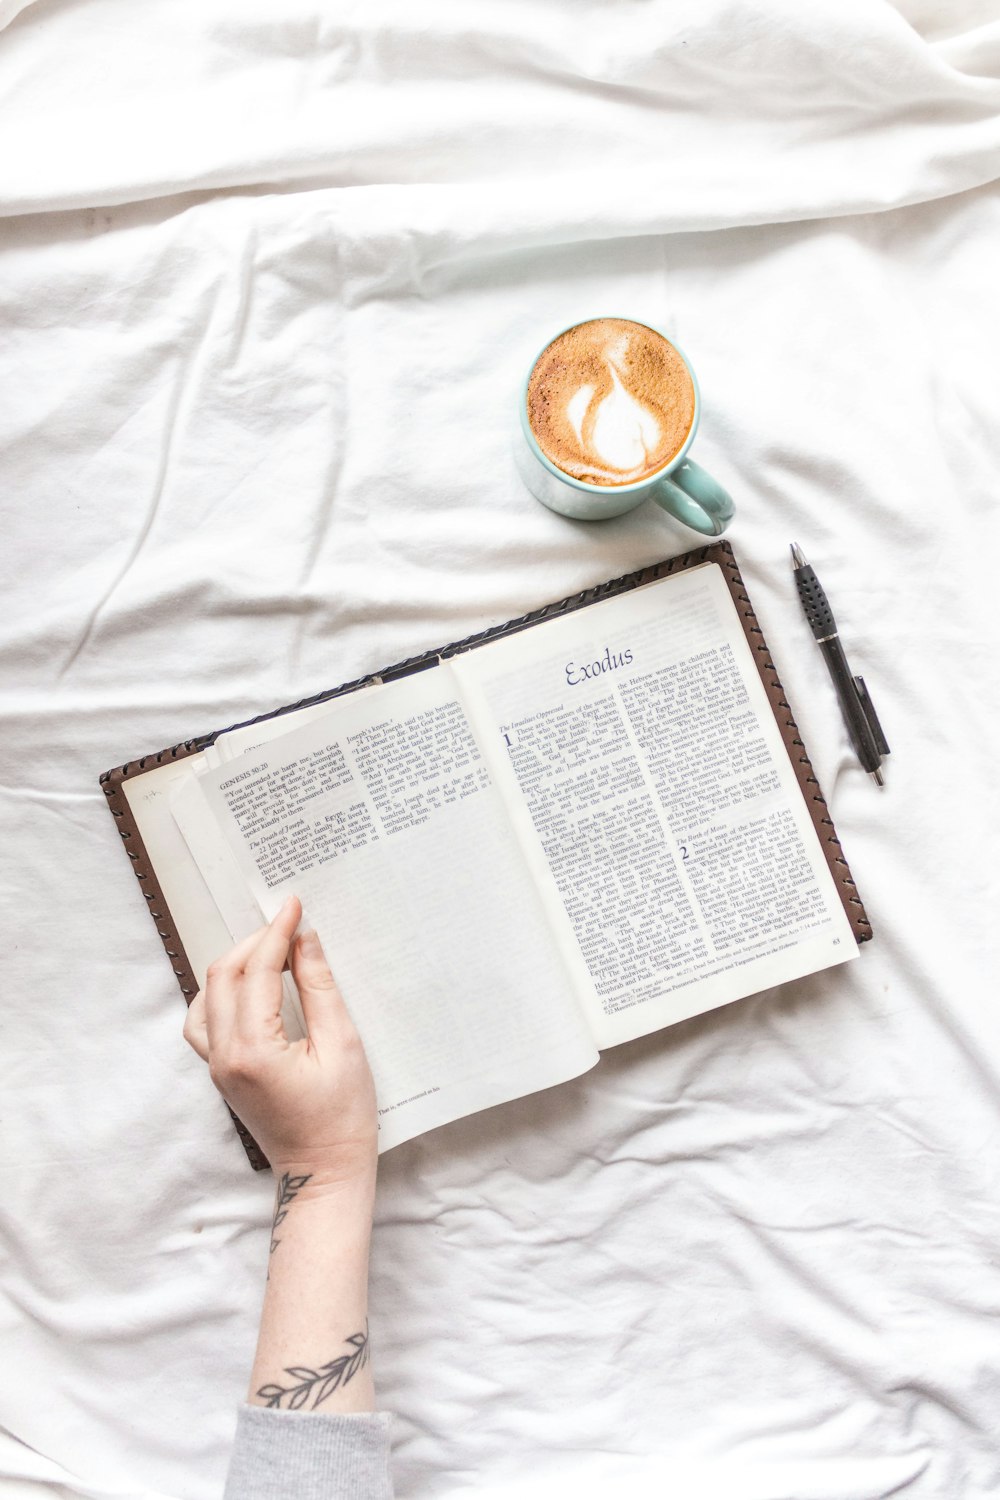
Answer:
[
  {"left": 790, "top": 542, "right": 807, "bottom": 569},
  {"left": 871, "top": 767, "right": 885, "bottom": 788}
]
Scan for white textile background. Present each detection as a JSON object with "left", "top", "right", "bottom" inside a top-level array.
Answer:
[{"left": 2, "top": 1, "right": 1000, "bottom": 1496}]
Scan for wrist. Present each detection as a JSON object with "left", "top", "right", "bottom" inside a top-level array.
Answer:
[
  {"left": 264, "top": 1172, "right": 374, "bottom": 1291},
  {"left": 269, "top": 1160, "right": 376, "bottom": 1235},
  {"left": 270, "top": 1150, "right": 377, "bottom": 1197}
]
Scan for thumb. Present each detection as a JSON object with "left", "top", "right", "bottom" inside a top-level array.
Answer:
[{"left": 291, "top": 928, "right": 356, "bottom": 1045}]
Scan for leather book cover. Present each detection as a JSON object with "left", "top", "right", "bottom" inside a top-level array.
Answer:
[{"left": 100, "top": 542, "right": 871, "bottom": 1170}]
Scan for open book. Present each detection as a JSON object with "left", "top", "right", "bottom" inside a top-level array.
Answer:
[{"left": 103, "top": 547, "right": 868, "bottom": 1163}]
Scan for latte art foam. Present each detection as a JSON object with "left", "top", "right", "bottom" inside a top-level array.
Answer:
[{"left": 526, "top": 319, "right": 696, "bottom": 487}]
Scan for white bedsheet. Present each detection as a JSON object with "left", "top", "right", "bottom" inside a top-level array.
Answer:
[{"left": 2, "top": 2, "right": 999, "bottom": 1496}]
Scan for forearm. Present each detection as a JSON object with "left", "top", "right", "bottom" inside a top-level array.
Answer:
[{"left": 248, "top": 1168, "right": 378, "bottom": 1415}]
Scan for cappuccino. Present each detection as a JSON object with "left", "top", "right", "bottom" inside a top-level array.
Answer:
[{"left": 526, "top": 319, "right": 695, "bottom": 487}]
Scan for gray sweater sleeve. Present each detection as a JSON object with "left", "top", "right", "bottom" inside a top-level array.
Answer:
[{"left": 223, "top": 1405, "right": 393, "bottom": 1499}]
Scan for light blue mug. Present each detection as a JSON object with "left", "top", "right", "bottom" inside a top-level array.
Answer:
[{"left": 515, "top": 318, "right": 734, "bottom": 536}]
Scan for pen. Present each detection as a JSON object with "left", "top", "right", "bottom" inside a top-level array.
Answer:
[{"left": 790, "top": 543, "right": 890, "bottom": 787}]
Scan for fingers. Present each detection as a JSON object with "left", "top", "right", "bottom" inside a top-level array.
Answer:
[
  {"left": 244, "top": 894, "right": 302, "bottom": 978},
  {"left": 237, "top": 894, "right": 303, "bottom": 1041},
  {"left": 290, "top": 927, "right": 356, "bottom": 1049},
  {"left": 183, "top": 988, "right": 209, "bottom": 1061},
  {"left": 196, "top": 896, "right": 303, "bottom": 1055},
  {"left": 216, "top": 920, "right": 282, "bottom": 974}
]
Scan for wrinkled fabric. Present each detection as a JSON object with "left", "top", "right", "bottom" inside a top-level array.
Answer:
[{"left": 1, "top": 2, "right": 999, "bottom": 1498}]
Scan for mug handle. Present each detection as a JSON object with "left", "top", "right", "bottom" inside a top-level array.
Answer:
[{"left": 651, "top": 458, "right": 734, "bottom": 537}]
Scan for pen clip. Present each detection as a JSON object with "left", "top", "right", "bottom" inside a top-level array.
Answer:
[{"left": 853, "top": 676, "right": 890, "bottom": 757}]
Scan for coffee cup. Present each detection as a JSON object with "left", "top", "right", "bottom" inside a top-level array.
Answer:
[{"left": 515, "top": 317, "right": 734, "bottom": 536}]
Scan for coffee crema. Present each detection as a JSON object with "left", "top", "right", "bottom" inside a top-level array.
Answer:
[{"left": 525, "top": 318, "right": 696, "bottom": 487}]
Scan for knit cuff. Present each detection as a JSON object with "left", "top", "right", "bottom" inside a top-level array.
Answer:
[{"left": 223, "top": 1404, "right": 393, "bottom": 1500}]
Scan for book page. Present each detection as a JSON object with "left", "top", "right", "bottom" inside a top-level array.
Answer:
[
  {"left": 117, "top": 693, "right": 391, "bottom": 989},
  {"left": 450, "top": 563, "right": 858, "bottom": 1050},
  {"left": 210, "top": 684, "right": 390, "bottom": 763},
  {"left": 169, "top": 775, "right": 309, "bottom": 1044},
  {"left": 121, "top": 752, "right": 236, "bottom": 986},
  {"left": 194, "top": 665, "right": 597, "bottom": 1152}
]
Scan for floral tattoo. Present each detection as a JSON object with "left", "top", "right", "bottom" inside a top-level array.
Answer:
[
  {"left": 257, "top": 1322, "right": 371, "bottom": 1410},
  {"left": 269, "top": 1172, "right": 312, "bottom": 1258}
]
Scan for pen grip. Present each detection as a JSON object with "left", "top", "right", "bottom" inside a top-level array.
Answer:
[
  {"left": 819, "top": 637, "right": 882, "bottom": 772},
  {"left": 794, "top": 563, "right": 837, "bottom": 640}
]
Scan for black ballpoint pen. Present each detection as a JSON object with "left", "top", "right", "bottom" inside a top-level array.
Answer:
[{"left": 790, "top": 543, "right": 890, "bottom": 787}]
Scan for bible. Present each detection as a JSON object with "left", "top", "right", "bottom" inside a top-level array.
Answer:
[{"left": 101, "top": 544, "right": 869, "bottom": 1167}]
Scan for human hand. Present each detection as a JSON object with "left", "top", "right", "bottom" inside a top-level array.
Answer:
[{"left": 183, "top": 895, "right": 378, "bottom": 1188}]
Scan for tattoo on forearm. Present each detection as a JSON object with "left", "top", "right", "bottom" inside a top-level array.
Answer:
[
  {"left": 270, "top": 1172, "right": 312, "bottom": 1258},
  {"left": 257, "top": 1322, "right": 371, "bottom": 1410}
]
